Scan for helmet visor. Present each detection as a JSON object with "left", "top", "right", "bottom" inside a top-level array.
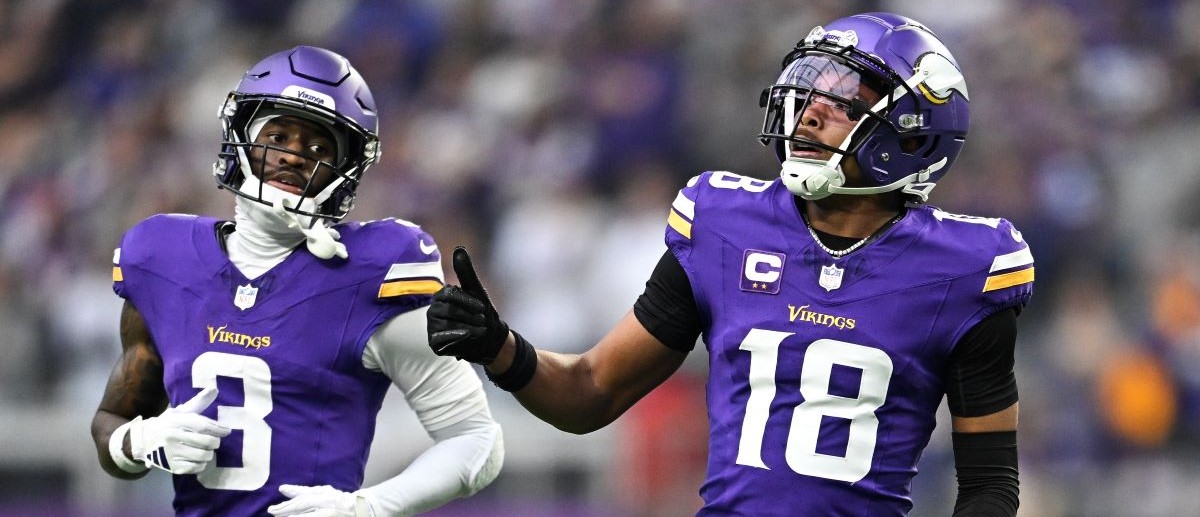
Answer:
[
  {"left": 759, "top": 52, "right": 889, "bottom": 157},
  {"left": 776, "top": 53, "right": 886, "bottom": 103}
]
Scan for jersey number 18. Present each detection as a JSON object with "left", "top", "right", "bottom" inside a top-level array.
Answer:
[{"left": 736, "top": 329, "right": 893, "bottom": 483}]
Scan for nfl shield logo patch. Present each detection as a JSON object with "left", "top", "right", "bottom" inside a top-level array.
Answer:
[
  {"left": 819, "top": 264, "right": 844, "bottom": 291},
  {"left": 234, "top": 284, "right": 259, "bottom": 310}
]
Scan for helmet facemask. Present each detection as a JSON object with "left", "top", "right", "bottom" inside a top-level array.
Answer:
[
  {"left": 759, "top": 48, "right": 895, "bottom": 161},
  {"left": 759, "top": 46, "right": 915, "bottom": 200}
]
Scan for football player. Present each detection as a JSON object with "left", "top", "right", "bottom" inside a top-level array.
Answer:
[
  {"left": 429, "top": 13, "right": 1029, "bottom": 517},
  {"left": 90, "top": 46, "right": 503, "bottom": 517}
]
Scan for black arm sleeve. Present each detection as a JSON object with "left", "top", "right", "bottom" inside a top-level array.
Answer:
[
  {"left": 952, "top": 431, "right": 1019, "bottom": 517},
  {"left": 632, "top": 250, "right": 703, "bottom": 352},
  {"left": 945, "top": 308, "right": 1019, "bottom": 417}
]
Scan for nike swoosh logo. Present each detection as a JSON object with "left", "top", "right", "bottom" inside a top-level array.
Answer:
[
  {"left": 1010, "top": 228, "right": 1024, "bottom": 242},
  {"left": 419, "top": 239, "right": 438, "bottom": 255}
]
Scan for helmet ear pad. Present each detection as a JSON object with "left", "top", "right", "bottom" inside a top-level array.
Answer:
[
  {"left": 323, "top": 181, "right": 358, "bottom": 219},
  {"left": 855, "top": 129, "right": 965, "bottom": 186},
  {"left": 849, "top": 88, "right": 964, "bottom": 186}
]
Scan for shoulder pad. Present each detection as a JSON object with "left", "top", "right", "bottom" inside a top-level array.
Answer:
[
  {"left": 113, "top": 214, "right": 210, "bottom": 296},
  {"left": 668, "top": 171, "right": 776, "bottom": 241},
  {"left": 339, "top": 219, "right": 445, "bottom": 301},
  {"left": 115, "top": 213, "right": 205, "bottom": 270},
  {"left": 924, "top": 208, "right": 1034, "bottom": 303}
]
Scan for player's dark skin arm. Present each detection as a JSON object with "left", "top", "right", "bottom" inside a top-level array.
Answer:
[
  {"left": 486, "top": 313, "right": 686, "bottom": 435},
  {"left": 90, "top": 300, "right": 168, "bottom": 479}
]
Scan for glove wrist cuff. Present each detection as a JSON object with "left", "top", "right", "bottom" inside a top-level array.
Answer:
[
  {"left": 485, "top": 331, "right": 537, "bottom": 392},
  {"left": 109, "top": 417, "right": 149, "bottom": 473}
]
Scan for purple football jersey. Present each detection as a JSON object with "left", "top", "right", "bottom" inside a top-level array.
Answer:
[
  {"left": 112, "top": 214, "right": 444, "bottom": 517},
  {"left": 665, "top": 171, "right": 1034, "bottom": 516}
]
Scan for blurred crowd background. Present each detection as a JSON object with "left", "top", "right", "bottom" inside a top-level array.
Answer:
[{"left": 2, "top": 0, "right": 1200, "bottom": 516}]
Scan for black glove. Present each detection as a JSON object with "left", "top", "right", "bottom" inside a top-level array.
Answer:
[{"left": 427, "top": 246, "right": 510, "bottom": 365}]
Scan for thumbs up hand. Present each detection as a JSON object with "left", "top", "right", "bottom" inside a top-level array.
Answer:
[{"left": 426, "top": 247, "right": 511, "bottom": 365}]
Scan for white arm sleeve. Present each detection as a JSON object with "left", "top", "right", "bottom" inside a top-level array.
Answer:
[{"left": 356, "top": 307, "right": 504, "bottom": 517}]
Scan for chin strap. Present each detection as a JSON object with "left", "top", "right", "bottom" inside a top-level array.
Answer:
[
  {"left": 780, "top": 158, "right": 844, "bottom": 200},
  {"left": 780, "top": 156, "right": 947, "bottom": 202},
  {"left": 901, "top": 182, "right": 937, "bottom": 203},
  {"left": 275, "top": 198, "right": 348, "bottom": 260}
]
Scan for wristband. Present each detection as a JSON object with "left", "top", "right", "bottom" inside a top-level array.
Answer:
[
  {"left": 108, "top": 417, "right": 149, "bottom": 473},
  {"left": 486, "top": 331, "right": 537, "bottom": 392}
]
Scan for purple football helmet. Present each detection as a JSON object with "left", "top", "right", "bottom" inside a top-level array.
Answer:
[
  {"left": 214, "top": 46, "right": 380, "bottom": 220},
  {"left": 758, "top": 12, "right": 969, "bottom": 201}
]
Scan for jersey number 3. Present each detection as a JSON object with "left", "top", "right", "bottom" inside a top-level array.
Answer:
[
  {"left": 736, "top": 329, "right": 893, "bottom": 482},
  {"left": 191, "top": 351, "right": 273, "bottom": 491}
]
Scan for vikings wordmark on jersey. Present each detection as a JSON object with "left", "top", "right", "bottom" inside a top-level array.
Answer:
[
  {"left": 111, "top": 214, "right": 443, "bottom": 517},
  {"left": 665, "top": 171, "right": 1033, "bottom": 517}
]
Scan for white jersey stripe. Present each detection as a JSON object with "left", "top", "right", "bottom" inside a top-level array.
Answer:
[
  {"left": 385, "top": 261, "right": 445, "bottom": 282},
  {"left": 989, "top": 247, "right": 1033, "bottom": 273},
  {"left": 672, "top": 192, "right": 695, "bottom": 221}
]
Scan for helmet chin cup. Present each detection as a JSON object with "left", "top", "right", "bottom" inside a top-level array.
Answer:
[{"left": 781, "top": 158, "right": 845, "bottom": 200}]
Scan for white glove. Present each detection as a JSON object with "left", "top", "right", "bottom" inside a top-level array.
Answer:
[
  {"left": 113, "top": 386, "right": 231, "bottom": 474},
  {"left": 267, "top": 484, "right": 374, "bottom": 517}
]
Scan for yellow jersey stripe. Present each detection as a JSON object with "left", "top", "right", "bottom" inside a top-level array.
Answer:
[
  {"left": 667, "top": 209, "right": 692, "bottom": 239},
  {"left": 983, "top": 267, "right": 1034, "bottom": 292},
  {"left": 378, "top": 279, "right": 443, "bottom": 298},
  {"left": 112, "top": 266, "right": 123, "bottom": 282}
]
